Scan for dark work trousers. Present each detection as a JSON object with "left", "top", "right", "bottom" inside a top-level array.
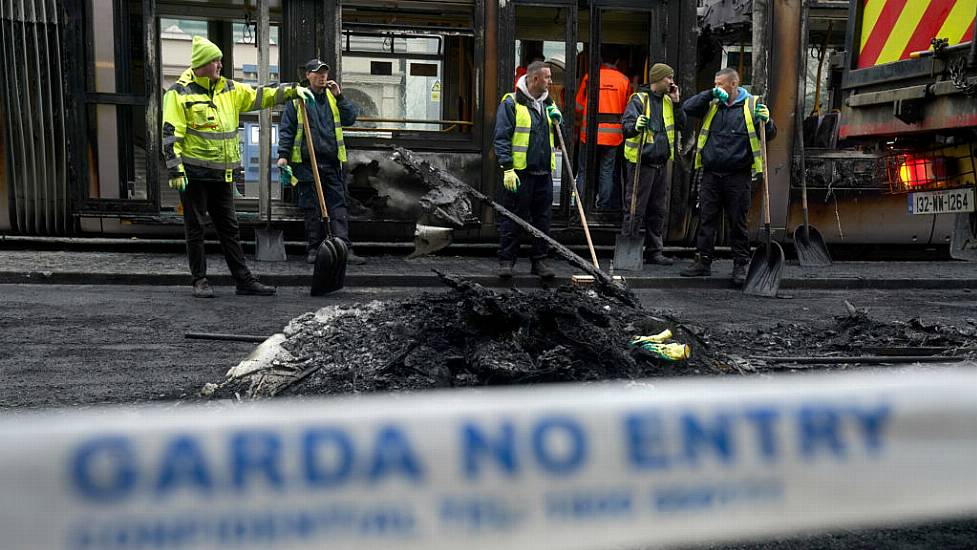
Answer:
[
  {"left": 180, "top": 178, "right": 253, "bottom": 285},
  {"left": 498, "top": 171, "right": 553, "bottom": 263},
  {"left": 623, "top": 162, "right": 668, "bottom": 255},
  {"left": 294, "top": 163, "right": 350, "bottom": 251},
  {"left": 696, "top": 170, "right": 753, "bottom": 264}
]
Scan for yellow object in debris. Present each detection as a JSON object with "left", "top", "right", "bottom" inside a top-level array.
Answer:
[
  {"left": 631, "top": 329, "right": 672, "bottom": 345},
  {"left": 639, "top": 342, "right": 691, "bottom": 362}
]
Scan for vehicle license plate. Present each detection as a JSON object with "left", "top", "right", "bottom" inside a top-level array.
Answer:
[{"left": 908, "top": 188, "right": 975, "bottom": 215}]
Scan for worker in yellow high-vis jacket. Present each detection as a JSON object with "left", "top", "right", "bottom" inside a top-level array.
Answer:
[
  {"left": 162, "top": 35, "right": 315, "bottom": 298},
  {"left": 681, "top": 67, "right": 775, "bottom": 287},
  {"left": 620, "top": 62, "right": 687, "bottom": 266},
  {"left": 492, "top": 61, "right": 562, "bottom": 280}
]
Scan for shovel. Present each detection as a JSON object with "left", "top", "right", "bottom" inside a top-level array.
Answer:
[
  {"left": 299, "top": 100, "right": 348, "bottom": 296},
  {"left": 255, "top": 136, "right": 286, "bottom": 262},
  {"left": 614, "top": 111, "right": 648, "bottom": 271},
  {"left": 743, "top": 122, "right": 785, "bottom": 297},
  {"left": 792, "top": 17, "right": 831, "bottom": 268},
  {"left": 793, "top": 154, "right": 832, "bottom": 267}
]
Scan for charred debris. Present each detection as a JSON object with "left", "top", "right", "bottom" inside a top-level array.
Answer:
[{"left": 211, "top": 278, "right": 977, "bottom": 400}]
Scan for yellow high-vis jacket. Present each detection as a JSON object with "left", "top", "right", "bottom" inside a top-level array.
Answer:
[{"left": 162, "top": 68, "right": 301, "bottom": 182}]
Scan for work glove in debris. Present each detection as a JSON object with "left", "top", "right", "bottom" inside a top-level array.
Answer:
[
  {"left": 278, "top": 164, "right": 297, "bottom": 187},
  {"left": 711, "top": 86, "right": 729, "bottom": 103},
  {"left": 635, "top": 115, "right": 650, "bottom": 131},
  {"left": 631, "top": 329, "right": 672, "bottom": 346},
  {"left": 503, "top": 169, "right": 520, "bottom": 193},
  {"left": 754, "top": 103, "right": 770, "bottom": 122},
  {"left": 546, "top": 104, "right": 563, "bottom": 125},
  {"left": 638, "top": 342, "right": 690, "bottom": 362},
  {"left": 295, "top": 85, "right": 316, "bottom": 106},
  {"left": 168, "top": 174, "right": 188, "bottom": 192}
]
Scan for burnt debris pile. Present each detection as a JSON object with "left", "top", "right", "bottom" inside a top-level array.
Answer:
[
  {"left": 221, "top": 273, "right": 717, "bottom": 399},
  {"left": 720, "top": 302, "right": 977, "bottom": 369}
]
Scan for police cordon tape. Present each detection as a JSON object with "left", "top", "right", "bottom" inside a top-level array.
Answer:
[{"left": 1, "top": 367, "right": 976, "bottom": 550}]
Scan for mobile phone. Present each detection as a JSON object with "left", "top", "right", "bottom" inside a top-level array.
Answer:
[{"left": 669, "top": 83, "right": 677, "bottom": 92}]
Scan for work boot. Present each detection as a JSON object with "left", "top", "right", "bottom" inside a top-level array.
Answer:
[
  {"left": 647, "top": 253, "right": 675, "bottom": 266},
  {"left": 236, "top": 279, "right": 276, "bottom": 296},
  {"left": 731, "top": 262, "right": 748, "bottom": 287},
  {"left": 346, "top": 250, "right": 367, "bottom": 265},
  {"left": 498, "top": 261, "right": 514, "bottom": 279},
  {"left": 679, "top": 255, "right": 712, "bottom": 277},
  {"left": 192, "top": 278, "right": 214, "bottom": 299},
  {"left": 306, "top": 249, "right": 318, "bottom": 264},
  {"left": 531, "top": 258, "right": 556, "bottom": 279}
]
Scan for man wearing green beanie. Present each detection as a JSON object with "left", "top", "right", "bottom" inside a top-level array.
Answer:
[
  {"left": 162, "top": 36, "right": 316, "bottom": 298},
  {"left": 620, "top": 62, "right": 686, "bottom": 266}
]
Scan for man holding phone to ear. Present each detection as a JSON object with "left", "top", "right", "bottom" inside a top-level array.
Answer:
[
  {"left": 621, "top": 62, "right": 686, "bottom": 266},
  {"left": 277, "top": 59, "right": 363, "bottom": 265}
]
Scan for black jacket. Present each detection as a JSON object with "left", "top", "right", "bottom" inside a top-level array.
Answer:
[
  {"left": 493, "top": 88, "right": 558, "bottom": 175},
  {"left": 621, "top": 86, "right": 687, "bottom": 165},
  {"left": 278, "top": 89, "right": 358, "bottom": 167},
  {"left": 683, "top": 87, "right": 776, "bottom": 174}
]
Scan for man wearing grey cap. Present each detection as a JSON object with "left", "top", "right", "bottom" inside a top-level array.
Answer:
[
  {"left": 620, "top": 62, "right": 686, "bottom": 265},
  {"left": 277, "top": 59, "right": 364, "bottom": 265}
]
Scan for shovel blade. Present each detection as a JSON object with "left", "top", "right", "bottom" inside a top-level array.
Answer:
[
  {"left": 743, "top": 241, "right": 785, "bottom": 297},
  {"left": 311, "top": 237, "right": 348, "bottom": 296},
  {"left": 613, "top": 233, "right": 644, "bottom": 271},
  {"left": 255, "top": 227, "right": 287, "bottom": 262},
  {"left": 409, "top": 224, "right": 453, "bottom": 258},
  {"left": 794, "top": 225, "right": 832, "bottom": 267}
]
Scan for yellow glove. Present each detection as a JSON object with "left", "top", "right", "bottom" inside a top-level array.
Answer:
[
  {"left": 168, "top": 174, "right": 188, "bottom": 192},
  {"left": 631, "top": 329, "right": 672, "bottom": 346},
  {"left": 295, "top": 85, "right": 316, "bottom": 106},
  {"left": 639, "top": 342, "right": 691, "bottom": 362},
  {"left": 503, "top": 169, "right": 520, "bottom": 192},
  {"left": 754, "top": 103, "right": 770, "bottom": 122},
  {"left": 635, "top": 115, "right": 650, "bottom": 131}
]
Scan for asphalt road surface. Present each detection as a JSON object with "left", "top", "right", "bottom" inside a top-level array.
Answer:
[{"left": 1, "top": 284, "right": 975, "bottom": 549}]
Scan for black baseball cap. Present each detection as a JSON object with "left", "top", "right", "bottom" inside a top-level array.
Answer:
[{"left": 303, "top": 58, "right": 330, "bottom": 73}]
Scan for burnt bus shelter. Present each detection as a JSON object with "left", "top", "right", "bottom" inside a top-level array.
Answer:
[{"left": 0, "top": 0, "right": 697, "bottom": 243}]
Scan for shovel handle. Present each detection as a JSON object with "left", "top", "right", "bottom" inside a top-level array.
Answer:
[
  {"left": 554, "top": 120, "right": 600, "bottom": 270},
  {"left": 628, "top": 97, "right": 649, "bottom": 231},
  {"left": 298, "top": 100, "right": 331, "bottom": 224},
  {"left": 759, "top": 116, "right": 771, "bottom": 227}
]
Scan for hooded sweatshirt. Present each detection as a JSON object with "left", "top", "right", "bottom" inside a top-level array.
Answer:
[
  {"left": 683, "top": 86, "right": 776, "bottom": 174},
  {"left": 493, "top": 75, "right": 556, "bottom": 174}
]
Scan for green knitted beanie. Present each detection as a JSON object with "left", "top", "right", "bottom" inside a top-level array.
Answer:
[
  {"left": 191, "top": 36, "right": 223, "bottom": 68},
  {"left": 649, "top": 63, "right": 674, "bottom": 84}
]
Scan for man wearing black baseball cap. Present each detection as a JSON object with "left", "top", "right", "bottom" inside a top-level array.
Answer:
[{"left": 278, "top": 58, "right": 364, "bottom": 264}]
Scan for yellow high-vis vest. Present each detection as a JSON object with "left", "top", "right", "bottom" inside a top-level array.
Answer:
[
  {"left": 694, "top": 95, "right": 763, "bottom": 175},
  {"left": 501, "top": 93, "right": 556, "bottom": 171},
  {"left": 289, "top": 90, "right": 347, "bottom": 164},
  {"left": 623, "top": 92, "right": 675, "bottom": 164}
]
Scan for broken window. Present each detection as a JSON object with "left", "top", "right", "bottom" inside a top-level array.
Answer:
[{"left": 340, "top": 4, "right": 477, "bottom": 142}]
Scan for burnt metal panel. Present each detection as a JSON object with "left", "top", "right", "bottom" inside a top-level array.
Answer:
[
  {"left": 761, "top": 0, "right": 800, "bottom": 234},
  {"left": 0, "top": 0, "right": 71, "bottom": 234}
]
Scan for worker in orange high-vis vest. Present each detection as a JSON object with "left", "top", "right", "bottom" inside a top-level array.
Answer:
[{"left": 575, "top": 47, "right": 631, "bottom": 210}]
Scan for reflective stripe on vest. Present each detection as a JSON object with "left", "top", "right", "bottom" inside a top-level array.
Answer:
[
  {"left": 501, "top": 93, "right": 556, "bottom": 171},
  {"left": 624, "top": 93, "right": 675, "bottom": 164},
  {"left": 694, "top": 96, "right": 763, "bottom": 175},
  {"left": 290, "top": 90, "right": 347, "bottom": 164}
]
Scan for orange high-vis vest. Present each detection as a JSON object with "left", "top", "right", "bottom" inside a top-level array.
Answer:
[{"left": 575, "top": 65, "right": 631, "bottom": 146}]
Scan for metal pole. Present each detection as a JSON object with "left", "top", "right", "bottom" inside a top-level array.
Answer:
[
  {"left": 258, "top": 0, "right": 271, "bottom": 223},
  {"left": 751, "top": 0, "right": 770, "bottom": 96}
]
